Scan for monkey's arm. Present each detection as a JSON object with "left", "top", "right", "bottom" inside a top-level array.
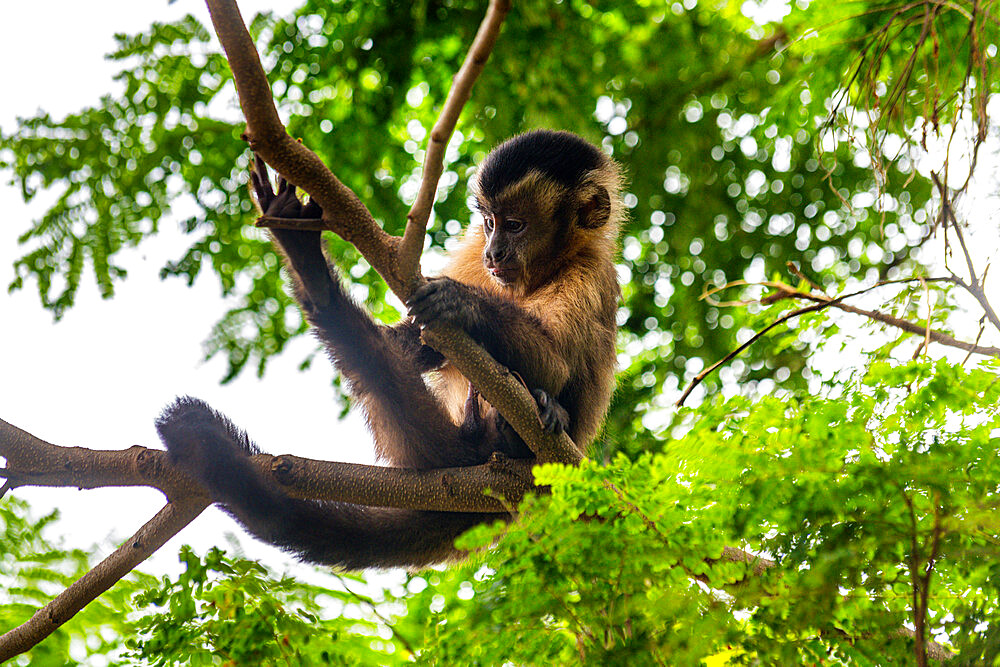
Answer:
[
  {"left": 252, "top": 156, "right": 444, "bottom": 372},
  {"left": 254, "top": 159, "right": 464, "bottom": 467},
  {"left": 407, "top": 277, "right": 572, "bottom": 394}
]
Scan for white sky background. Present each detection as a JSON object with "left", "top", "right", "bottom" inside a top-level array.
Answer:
[{"left": 0, "top": 0, "right": 376, "bottom": 576}]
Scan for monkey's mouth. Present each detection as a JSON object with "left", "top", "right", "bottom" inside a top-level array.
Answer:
[{"left": 487, "top": 264, "right": 519, "bottom": 285}]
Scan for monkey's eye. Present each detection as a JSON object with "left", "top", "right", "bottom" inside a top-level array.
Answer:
[
  {"left": 483, "top": 215, "right": 495, "bottom": 233},
  {"left": 505, "top": 218, "right": 526, "bottom": 234}
]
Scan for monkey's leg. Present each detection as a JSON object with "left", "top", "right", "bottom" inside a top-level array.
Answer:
[
  {"left": 297, "top": 276, "right": 481, "bottom": 469},
  {"left": 157, "top": 397, "right": 492, "bottom": 569},
  {"left": 267, "top": 227, "right": 479, "bottom": 468}
]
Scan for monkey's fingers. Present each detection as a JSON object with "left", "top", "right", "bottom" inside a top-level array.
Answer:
[
  {"left": 251, "top": 154, "right": 278, "bottom": 210},
  {"left": 406, "top": 278, "right": 466, "bottom": 327}
]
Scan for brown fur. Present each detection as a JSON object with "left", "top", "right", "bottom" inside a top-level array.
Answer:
[{"left": 436, "top": 167, "right": 622, "bottom": 447}]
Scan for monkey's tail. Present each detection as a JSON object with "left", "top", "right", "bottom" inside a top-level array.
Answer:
[{"left": 155, "top": 396, "right": 493, "bottom": 570}]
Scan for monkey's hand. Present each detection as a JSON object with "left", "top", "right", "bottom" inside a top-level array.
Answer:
[
  {"left": 250, "top": 153, "right": 323, "bottom": 221},
  {"left": 250, "top": 153, "right": 326, "bottom": 273},
  {"left": 406, "top": 277, "right": 482, "bottom": 332},
  {"left": 532, "top": 388, "right": 569, "bottom": 434}
]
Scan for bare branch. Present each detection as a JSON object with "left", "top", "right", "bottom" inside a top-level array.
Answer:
[
  {"left": 0, "top": 499, "right": 208, "bottom": 662},
  {"left": 0, "top": 418, "right": 201, "bottom": 498},
  {"left": 678, "top": 279, "right": 1000, "bottom": 406},
  {"left": 269, "top": 453, "right": 536, "bottom": 512},
  {"left": 398, "top": 0, "right": 512, "bottom": 281},
  {"left": 0, "top": 418, "right": 535, "bottom": 512},
  {"left": 932, "top": 171, "right": 1000, "bottom": 335}
]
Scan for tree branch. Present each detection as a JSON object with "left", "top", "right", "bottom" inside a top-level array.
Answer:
[
  {"left": 397, "top": 0, "right": 511, "bottom": 281},
  {"left": 0, "top": 499, "right": 208, "bottom": 663},
  {"left": 208, "top": 0, "right": 581, "bottom": 464},
  {"left": 678, "top": 278, "right": 1000, "bottom": 406},
  {"left": 268, "top": 452, "right": 535, "bottom": 512},
  {"left": 932, "top": 171, "right": 1000, "bottom": 335},
  {"left": 0, "top": 418, "right": 531, "bottom": 513},
  {"left": 204, "top": 0, "right": 404, "bottom": 291}
]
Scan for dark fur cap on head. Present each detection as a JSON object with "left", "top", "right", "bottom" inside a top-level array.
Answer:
[{"left": 475, "top": 129, "right": 611, "bottom": 199}]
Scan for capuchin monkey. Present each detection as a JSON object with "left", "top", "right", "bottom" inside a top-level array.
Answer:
[{"left": 157, "top": 130, "right": 624, "bottom": 569}]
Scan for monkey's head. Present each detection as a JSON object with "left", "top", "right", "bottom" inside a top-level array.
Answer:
[{"left": 472, "top": 130, "right": 624, "bottom": 293}]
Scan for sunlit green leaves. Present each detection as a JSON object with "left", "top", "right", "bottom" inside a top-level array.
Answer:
[
  {"left": 5, "top": 0, "right": 984, "bottom": 404},
  {"left": 128, "top": 546, "right": 408, "bottom": 665},
  {"left": 410, "top": 360, "right": 999, "bottom": 663}
]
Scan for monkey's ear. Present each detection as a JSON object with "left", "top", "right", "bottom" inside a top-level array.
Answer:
[{"left": 576, "top": 184, "right": 611, "bottom": 229}]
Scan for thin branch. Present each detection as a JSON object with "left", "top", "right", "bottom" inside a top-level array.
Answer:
[
  {"left": 398, "top": 0, "right": 512, "bottom": 282},
  {"left": 0, "top": 498, "right": 208, "bottom": 663},
  {"left": 678, "top": 278, "right": 1000, "bottom": 406},
  {"left": 932, "top": 171, "right": 1000, "bottom": 334}
]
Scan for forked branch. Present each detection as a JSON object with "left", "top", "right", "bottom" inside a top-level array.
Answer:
[{"left": 207, "top": 0, "right": 580, "bottom": 464}]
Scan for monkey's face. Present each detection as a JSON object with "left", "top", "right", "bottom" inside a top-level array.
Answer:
[{"left": 477, "top": 173, "right": 566, "bottom": 292}]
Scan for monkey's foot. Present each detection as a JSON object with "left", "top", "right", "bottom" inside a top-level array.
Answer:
[{"left": 532, "top": 389, "right": 569, "bottom": 434}]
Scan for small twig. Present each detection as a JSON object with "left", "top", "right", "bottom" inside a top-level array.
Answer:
[
  {"left": 398, "top": 0, "right": 511, "bottom": 282},
  {"left": 676, "top": 298, "right": 835, "bottom": 406},
  {"left": 679, "top": 278, "right": 1000, "bottom": 406}
]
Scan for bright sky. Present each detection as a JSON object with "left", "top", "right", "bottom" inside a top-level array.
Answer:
[{"left": 0, "top": 1, "right": 375, "bottom": 575}]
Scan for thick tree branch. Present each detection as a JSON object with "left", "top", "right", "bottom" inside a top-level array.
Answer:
[
  {"left": 0, "top": 418, "right": 202, "bottom": 499},
  {"left": 272, "top": 452, "right": 535, "bottom": 511},
  {"left": 0, "top": 418, "right": 531, "bottom": 513}
]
